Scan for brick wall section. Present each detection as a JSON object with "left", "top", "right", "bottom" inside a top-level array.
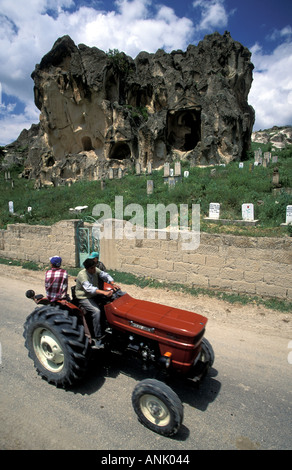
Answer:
[
  {"left": 0, "top": 220, "right": 291, "bottom": 300},
  {"left": 100, "top": 226, "right": 292, "bottom": 301},
  {"left": 0, "top": 220, "right": 79, "bottom": 267}
]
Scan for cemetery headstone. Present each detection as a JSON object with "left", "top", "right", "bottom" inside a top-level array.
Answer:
[
  {"left": 264, "top": 152, "right": 271, "bottom": 162},
  {"left": 135, "top": 162, "right": 141, "bottom": 175},
  {"left": 164, "top": 163, "right": 170, "bottom": 178},
  {"left": 109, "top": 168, "right": 114, "bottom": 179},
  {"left": 147, "top": 180, "right": 154, "bottom": 195},
  {"left": 8, "top": 201, "right": 14, "bottom": 214},
  {"left": 286, "top": 205, "right": 292, "bottom": 224},
  {"left": 209, "top": 203, "right": 220, "bottom": 220},
  {"left": 242, "top": 203, "right": 254, "bottom": 221},
  {"left": 272, "top": 168, "right": 279, "bottom": 185},
  {"left": 175, "top": 161, "right": 181, "bottom": 176}
]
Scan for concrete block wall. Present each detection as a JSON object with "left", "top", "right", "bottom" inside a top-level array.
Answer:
[
  {"left": 101, "top": 225, "right": 292, "bottom": 301},
  {"left": 0, "top": 220, "right": 79, "bottom": 267}
]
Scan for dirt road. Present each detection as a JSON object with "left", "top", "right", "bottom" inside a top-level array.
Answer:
[{"left": 0, "top": 265, "right": 291, "bottom": 450}]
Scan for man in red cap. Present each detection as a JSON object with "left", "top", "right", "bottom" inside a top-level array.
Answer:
[{"left": 45, "top": 255, "right": 68, "bottom": 302}]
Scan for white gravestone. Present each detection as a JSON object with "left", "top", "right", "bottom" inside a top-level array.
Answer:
[
  {"left": 209, "top": 203, "right": 220, "bottom": 219},
  {"left": 8, "top": 201, "right": 14, "bottom": 214},
  {"left": 242, "top": 203, "right": 254, "bottom": 221},
  {"left": 286, "top": 205, "right": 292, "bottom": 224}
]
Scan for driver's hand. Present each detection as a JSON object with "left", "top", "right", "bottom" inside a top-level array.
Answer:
[{"left": 103, "top": 290, "right": 113, "bottom": 297}]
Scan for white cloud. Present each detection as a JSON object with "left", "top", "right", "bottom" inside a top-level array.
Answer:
[
  {"left": 249, "top": 41, "right": 292, "bottom": 130},
  {"left": 0, "top": 104, "right": 39, "bottom": 146},
  {"left": 0, "top": 0, "right": 196, "bottom": 144},
  {"left": 72, "top": 1, "right": 194, "bottom": 55},
  {"left": 269, "top": 25, "right": 292, "bottom": 42},
  {"left": 192, "top": 0, "right": 228, "bottom": 31}
]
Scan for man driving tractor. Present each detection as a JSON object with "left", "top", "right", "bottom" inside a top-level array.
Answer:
[{"left": 75, "top": 258, "right": 120, "bottom": 348}]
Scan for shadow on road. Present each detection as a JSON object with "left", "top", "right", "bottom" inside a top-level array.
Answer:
[{"left": 69, "top": 348, "right": 221, "bottom": 414}]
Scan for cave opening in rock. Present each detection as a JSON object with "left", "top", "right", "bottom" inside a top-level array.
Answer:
[
  {"left": 82, "top": 136, "right": 93, "bottom": 151},
  {"left": 109, "top": 142, "right": 131, "bottom": 160},
  {"left": 46, "top": 156, "right": 55, "bottom": 167},
  {"left": 167, "top": 109, "right": 201, "bottom": 151}
]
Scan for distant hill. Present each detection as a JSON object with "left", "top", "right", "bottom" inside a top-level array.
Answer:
[{"left": 252, "top": 126, "right": 292, "bottom": 149}]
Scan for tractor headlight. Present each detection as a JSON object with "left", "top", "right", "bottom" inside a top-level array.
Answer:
[{"left": 158, "top": 352, "right": 172, "bottom": 369}]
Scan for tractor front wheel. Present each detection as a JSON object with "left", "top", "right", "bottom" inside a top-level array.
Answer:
[{"left": 132, "top": 379, "right": 183, "bottom": 436}]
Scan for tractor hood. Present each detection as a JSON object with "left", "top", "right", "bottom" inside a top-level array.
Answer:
[{"left": 105, "top": 293, "right": 208, "bottom": 340}]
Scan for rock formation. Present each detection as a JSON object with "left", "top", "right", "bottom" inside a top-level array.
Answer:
[
  {"left": 23, "top": 32, "right": 255, "bottom": 185},
  {"left": 252, "top": 126, "right": 292, "bottom": 149}
]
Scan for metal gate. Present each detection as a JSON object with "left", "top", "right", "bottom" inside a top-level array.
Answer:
[{"left": 76, "top": 217, "right": 100, "bottom": 267}]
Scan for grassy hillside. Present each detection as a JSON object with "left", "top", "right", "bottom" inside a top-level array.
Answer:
[{"left": 1, "top": 143, "right": 291, "bottom": 236}]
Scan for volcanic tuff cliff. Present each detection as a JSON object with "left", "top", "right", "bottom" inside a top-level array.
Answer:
[{"left": 23, "top": 32, "right": 255, "bottom": 185}]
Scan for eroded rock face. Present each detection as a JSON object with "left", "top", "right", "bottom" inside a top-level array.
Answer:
[
  {"left": 25, "top": 32, "right": 255, "bottom": 184},
  {"left": 252, "top": 126, "right": 292, "bottom": 149}
]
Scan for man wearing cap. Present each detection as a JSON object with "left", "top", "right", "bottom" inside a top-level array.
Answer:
[
  {"left": 89, "top": 251, "right": 106, "bottom": 289},
  {"left": 75, "top": 258, "right": 118, "bottom": 347},
  {"left": 89, "top": 251, "right": 106, "bottom": 271},
  {"left": 45, "top": 256, "right": 68, "bottom": 302}
]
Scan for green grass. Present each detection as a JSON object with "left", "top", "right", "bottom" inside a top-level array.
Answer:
[{"left": 0, "top": 143, "right": 292, "bottom": 236}]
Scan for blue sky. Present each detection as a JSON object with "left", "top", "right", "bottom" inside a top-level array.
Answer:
[{"left": 0, "top": 0, "right": 291, "bottom": 145}]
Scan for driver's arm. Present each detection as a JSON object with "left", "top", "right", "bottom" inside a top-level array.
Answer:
[{"left": 82, "top": 281, "right": 112, "bottom": 297}]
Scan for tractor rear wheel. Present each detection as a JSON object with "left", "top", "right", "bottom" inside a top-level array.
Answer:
[
  {"left": 132, "top": 379, "right": 183, "bottom": 436},
  {"left": 23, "top": 305, "right": 90, "bottom": 387}
]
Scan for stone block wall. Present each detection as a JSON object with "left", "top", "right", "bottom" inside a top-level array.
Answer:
[
  {"left": 0, "top": 220, "right": 79, "bottom": 267},
  {"left": 0, "top": 220, "right": 291, "bottom": 300},
  {"left": 100, "top": 226, "right": 292, "bottom": 301}
]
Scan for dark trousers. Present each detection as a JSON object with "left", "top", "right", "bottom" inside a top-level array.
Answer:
[{"left": 78, "top": 297, "right": 102, "bottom": 338}]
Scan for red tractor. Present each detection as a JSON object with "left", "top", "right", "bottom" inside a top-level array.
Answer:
[{"left": 23, "top": 284, "right": 214, "bottom": 437}]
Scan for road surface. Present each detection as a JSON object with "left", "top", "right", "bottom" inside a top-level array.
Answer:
[{"left": 0, "top": 267, "right": 291, "bottom": 451}]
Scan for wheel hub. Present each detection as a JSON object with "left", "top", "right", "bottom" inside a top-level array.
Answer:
[
  {"left": 33, "top": 328, "right": 65, "bottom": 372},
  {"left": 140, "top": 394, "right": 170, "bottom": 426},
  {"left": 40, "top": 333, "right": 64, "bottom": 364},
  {"left": 148, "top": 400, "right": 166, "bottom": 418}
]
